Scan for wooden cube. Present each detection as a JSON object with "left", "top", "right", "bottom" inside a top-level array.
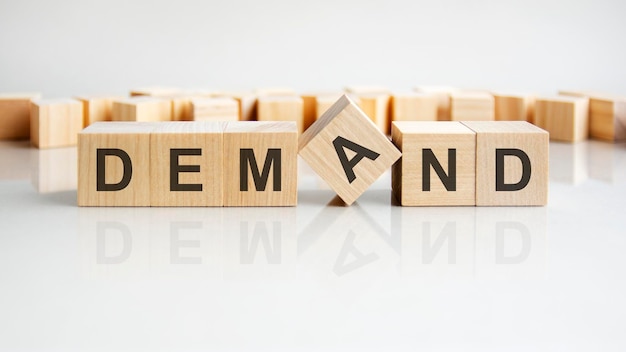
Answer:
[
  {"left": 534, "top": 96, "right": 588, "bottom": 142},
  {"left": 450, "top": 92, "right": 495, "bottom": 121},
  {"left": 358, "top": 93, "right": 391, "bottom": 134},
  {"left": 257, "top": 96, "right": 304, "bottom": 134},
  {"left": 190, "top": 97, "right": 239, "bottom": 121},
  {"left": 78, "top": 122, "right": 157, "bottom": 206},
  {"left": 169, "top": 95, "right": 194, "bottom": 121},
  {"left": 215, "top": 92, "right": 257, "bottom": 121},
  {"left": 299, "top": 95, "right": 401, "bottom": 205},
  {"left": 0, "top": 93, "right": 41, "bottom": 140},
  {"left": 316, "top": 94, "right": 360, "bottom": 120},
  {"left": 150, "top": 122, "right": 225, "bottom": 206},
  {"left": 493, "top": 93, "right": 535, "bottom": 123},
  {"left": 112, "top": 97, "right": 172, "bottom": 122},
  {"left": 223, "top": 121, "right": 298, "bottom": 206},
  {"left": 559, "top": 91, "right": 626, "bottom": 141},
  {"left": 391, "top": 92, "right": 438, "bottom": 121},
  {"left": 130, "top": 86, "right": 181, "bottom": 97},
  {"left": 391, "top": 121, "right": 476, "bottom": 206},
  {"left": 414, "top": 86, "right": 458, "bottom": 121},
  {"left": 461, "top": 121, "right": 549, "bottom": 206},
  {"left": 75, "top": 95, "right": 123, "bottom": 126},
  {"left": 31, "top": 99, "right": 83, "bottom": 149}
]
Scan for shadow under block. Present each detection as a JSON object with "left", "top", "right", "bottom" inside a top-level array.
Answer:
[
  {"left": 493, "top": 93, "right": 535, "bottom": 123},
  {"left": 30, "top": 99, "right": 83, "bottom": 149},
  {"left": 391, "top": 121, "right": 476, "bottom": 206},
  {"left": 112, "top": 97, "right": 172, "bottom": 122},
  {"left": 414, "top": 86, "right": 458, "bottom": 121},
  {"left": 534, "top": 96, "right": 589, "bottom": 142},
  {"left": 0, "top": 93, "right": 41, "bottom": 140},
  {"left": 450, "top": 92, "right": 495, "bottom": 121},
  {"left": 150, "top": 122, "right": 225, "bottom": 206},
  {"left": 299, "top": 95, "right": 401, "bottom": 205},
  {"left": 461, "top": 121, "right": 549, "bottom": 206},
  {"left": 190, "top": 97, "right": 239, "bottom": 121},
  {"left": 358, "top": 93, "right": 391, "bottom": 134},
  {"left": 223, "top": 121, "right": 298, "bottom": 206},
  {"left": 78, "top": 122, "right": 157, "bottom": 206},
  {"left": 75, "top": 95, "right": 122, "bottom": 126},
  {"left": 391, "top": 92, "right": 438, "bottom": 121},
  {"left": 257, "top": 96, "right": 304, "bottom": 134}
]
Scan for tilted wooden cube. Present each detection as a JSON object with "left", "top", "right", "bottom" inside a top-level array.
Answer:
[
  {"left": 31, "top": 99, "right": 83, "bottom": 149},
  {"left": 534, "top": 96, "right": 588, "bottom": 142},
  {"left": 316, "top": 94, "right": 360, "bottom": 120},
  {"left": 391, "top": 121, "right": 476, "bottom": 206},
  {"left": 150, "top": 122, "right": 225, "bottom": 206},
  {"left": 462, "top": 121, "right": 548, "bottom": 206},
  {"left": 190, "top": 97, "right": 239, "bottom": 121},
  {"left": 493, "top": 93, "right": 535, "bottom": 123},
  {"left": 450, "top": 92, "right": 495, "bottom": 121},
  {"left": 0, "top": 93, "right": 41, "bottom": 140},
  {"left": 299, "top": 95, "right": 401, "bottom": 205},
  {"left": 78, "top": 122, "right": 157, "bottom": 206},
  {"left": 112, "top": 97, "right": 172, "bottom": 122},
  {"left": 391, "top": 92, "right": 438, "bottom": 121},
  {"left": 75, "top": 95, "right": 123, "bottom": 126},
  {"left": 223, "top": 121, "right": 298, "bottom": 206},
  {"left": 257, "top": 96, "right": 304, "bottom": 134}
]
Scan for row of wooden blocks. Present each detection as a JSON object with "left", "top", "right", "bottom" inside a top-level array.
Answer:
[{"left": 78, "top": 95, "right": 548, "bottom": 207}]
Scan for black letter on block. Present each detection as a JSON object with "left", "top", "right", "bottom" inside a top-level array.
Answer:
[
  {"left": 496, "top": 149, "right": 531, "bottom": 191},
  {"left": 333, "top": 136, "right": 380, "bottom": 184},
  {"left": 170, "top": 149, "right": 202, "bottom": 192},
  {"left": 240, "top": 149, "right": 282, "bottom": 192},
  {"left": 422, "top": 149, "right": 456, "bottom": 191},
  {"left": 97, "top": 149, "right": 132, "bottom": 191}
]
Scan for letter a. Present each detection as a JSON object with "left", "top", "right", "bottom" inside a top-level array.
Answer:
[{"left": 332, "top": 136, "right": 380, "bottom": 184}]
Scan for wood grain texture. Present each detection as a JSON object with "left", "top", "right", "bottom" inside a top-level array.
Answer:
[
  {"left": 0, "top": 93, "right": 41, "bottom": 140},
  {"left": 150, "top": 122, "right": 225, "bottom": 206},
  {"left": 299, "top": 95, "right": 401, "bottom": 205},
  {"left": 450, "top": 92, "right": 495, "bottom": 121},
  {"left": 493, "top": 93, "right": 535, "bottom": 123},
  {"left": 414, "top": 86, "right": 458, "bottom": 121},
  {"left": 257, "top": 96, "right": 304, "bottom": 134},
  {"left": 223, "top": 121, "right": 298, "bottom": 206},
  {"left": 215, "top": 92, "right": 258, "bottom": 121},
  {"left": 534, "top": 96, "right": 588, "bottom": 142},
  {"left": 30, "top": 99, "right": 83, "bottom": 149},
  {"left": 558, "top": 91, "right": 626, "bottom": 141},
  {"left": 78, "top": 122, "right": 157, "bottom": 206},
  {"left": 316, "top": 93, "right": 360, "bottom": 120},
  {"left": 391, "top": 92, "right": 438, "bottom": 121},
  {"left": 357, "top": 93, "right": 391, "bottom": 134},
  {"left": 190, "top": 97, "right": 239, "bottom": 121},
  {"left": 112, "top": 97, "right": 172, "bottom": 122},
  {"left": 462, "top": 121, "right": 549, "bottom": 206},
  {"left": 75, "top": 95, "right": 123, "bottom": 126},
  {"left": 391, "top": 121, "right": 476, "bottom": 206}
]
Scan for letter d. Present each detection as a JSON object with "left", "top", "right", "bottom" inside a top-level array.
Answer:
[{"left": 97, "top": 149, "right": 132, "bottom": 191}]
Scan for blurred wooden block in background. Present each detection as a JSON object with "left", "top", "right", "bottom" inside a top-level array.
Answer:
[
  {"left": 216, "top": 92, "right": 258, "bottom": 121},
  {"left": 130, "top": 86, "right": 182, "bottom": 97},
  {"left": 112, "top": 97, "right": 172, "bottom": 122},
  {"left": 391, "top": 121, "right": 476, "bottom": 206},
  {"left": 255, "top": 87, "right": 296, "bottom": 96},
  {"left": 257, "top": 95, "right": 304, "bottom": 134},
  {"left": 391, "top": 92, "right": 438, "bottom": 121},
  {"left": 75, "top": 95, "right": 123, "bottom": 126},
  {"left": 535, "top": 96, "right": 588, "bottom": 142},
  {"left": 78, "top": 122, "right": 156, "bottom": 206},
  {"left": 345, "top": 85, "right": 390, "bottom": 95},
  {"left": 559, "top": 90, "right": 626, "bottom": 142},
  {"left": 223, "top": 121, "right": 298, "bottom": 206},
  {"left": 462, "top": 121, "right": 548, "bottom": 206},
  {"left": 299, "top": 95, "right": 401, "bottom": 205},
  {"left": 358, "top": 93, "right": 391, "bottom": 134},
  {"left": 190, "top": 97, "right": 239, "bottom": 121},
  {"left": 316, "top": 93, "right": 360, "bottom": 120},
  {"left": 0, "top": 93, "right": 41, "bottom": 140},
  {"left": 493, "top": 93, "right": 535, "bottom": 123},
  {"left": 414, "top": 86, "right": 458, "bottom": 121},
  {"left": 150, "top": 122, "right": 225, "bottom": 206},
  {"left": 30, "top": 99, "right": 83, "bottom": 149},
  {"left": 450, "top": 92, "right": 495, "bottom": 121}
]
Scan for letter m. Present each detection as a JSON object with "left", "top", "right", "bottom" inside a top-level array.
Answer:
[{"left": 240, "top": 149, "right": 282, "bottom": 191}]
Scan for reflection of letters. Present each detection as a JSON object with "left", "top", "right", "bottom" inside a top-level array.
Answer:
[
  {"left": 422, "top": 222, "right": 456, "bottom": 264},
  {"left": 97, "top": 221, "right": 131, "bottom": 264},
  {"left": 170, "top": 222, "right": 202, "bottom": 264},
  {"left": 333, "top": 231, "right": 379, "bottom": 276},
  {"left": 240, "top": 221, "right": 281, "bottom": 264},
  {"left": 496, "top": 222, "right": 530, "bottom": 264}
]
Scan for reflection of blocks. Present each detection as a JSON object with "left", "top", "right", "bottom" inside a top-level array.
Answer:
[
  {"left": 462, "top": 121, "right": 548, "bottom": 206},
  {"left": 392, "top": 121, "right": 476, "bottom": 206},
  {"left": 112, "top": 97, "right": 172, "bottom": 122},
  {"left": 356, "top": 93, "right": 391, "bottom": 134},
  {"left": 190, "top": 97, "right": 239, "bottom": 121},
  {"left": 31, "top": 147, "right": 77, "bottom": 193},
  {"left": 493, "top": 93, "right": 535, "bottom": 123},
  {"left": 299, "top": 95, "right": 401, "bottom": 205},
  {"left": 78, "top": 122, "right": 156, "bottom": 206},
  {"left": 223, "top": 121, "right": 298, "bottom": 206},
  {"left": 75, "top": 95, "right": 122, "bottom": 126},
  {"left": 257, "top": 96, "right": 304, "bottom": 134},
  {"left": 30, "top": 99, "right": 83, "bottom": 148},
  {"left": 0, "top": 93, "right": 41, "bottom": 140},
  {"left": 391, "top": 92, "right": 438, "bottom": 121},
  {"left": 534, "top": 96, "right": 588, "bottom": 142},
  {"left": 150, "top": 122, "right": 225, "bottom": 206},
  {"left": 450, "top": 92, "right": 495, "bottom": 121}
]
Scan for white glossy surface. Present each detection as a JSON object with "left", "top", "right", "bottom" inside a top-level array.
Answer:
[{"left": 1, "top": 140, "right": 625, "bottom": 351}]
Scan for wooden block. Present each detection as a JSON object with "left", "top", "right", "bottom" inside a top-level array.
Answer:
[
  {"left": 391, "top": 121, "right": 476, "bottom": 206},
  {"left": 150, "top": 121, "right": 225, "bottom": 206},
  {"left": 358, "top": 93, "right": 391, "bottom": 134},
  {"left": 190, "top": 97, "right": 239, "bottom": 121},
  {"left": 301, "top": 92, "right": 347, "bottom": 129},
  {"left": 78, "top": 122, "right": 157, "bottom": 206},
  {"left": 493, "top": 93, "right": 535, "bottom": 123},
  {"left": 30, "top": 99, "right": 83, "bottom": 149},
  {"left": 391, "top": 92, "right": 438, "bottom": 121},
  {"left": 75, "top": 95, "right": 123, "bottom": 126},
  {"left": 0, "top": 93, "right": 41, "bottom": 140},
  {"left": 558, "top": 91, "right": 626, "bottom": 141},
  {"left": 299, "top": 95, "right": 401, "bottom": 205},
  {"left": 130, "top": 86, "right": 181, "bottom": 97},
  {"left": 534, "top": 96, "right": 588, "bottom": 142},
  {"left": 112, "top": 97, "right": 172, "bottom": 122},
  {"left": 223, "top": 121, "right": 298, "bottom": 206},
  {"left": 255, "top": 87, "right": 296, "bottom": 96},
  {"left": 257, "top": 95, "right": 304, "bottom": 134},
  {"left": 414, "top": 86, "right": 458, "bottom": 121},
  {"left": 215, "top": 92, "right": 258, "bottom": 121},
  {"left": 450, "top": 92, "right": 495, "bottom": 121},
  {"left": 461, "top": 121, "right": 549, "bottom": 206},
  {"left": 169, "top": 95, "right": 194, "bottom": 121},
  {"left": 316, "top": 94, "right": 360, "bottom": 120}
]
